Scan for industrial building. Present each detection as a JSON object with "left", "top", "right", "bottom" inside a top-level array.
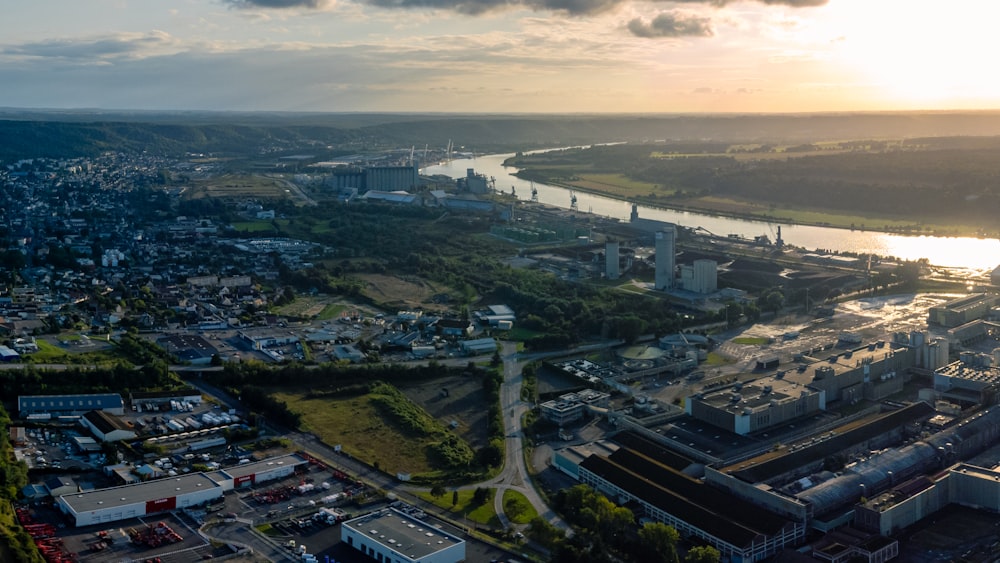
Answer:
[
  {"left": 81, "top": 410, "right": 138, "bottom": 442},
  {"left": 539, "top": 389, "right": 611, "bottom": 425},
  {"left": 459, "top": 337, "right": 496, "bottom": 356},
  {"left": 18, "top": 393, "right": 124, "bottom": 417},
  {"left": 654, "top": 227, "right": 677, "bottom": 290},
  {"left": 928, "top": 293, "right": 998, "bottom": 327},
  {"left": 685, "top": 339, "right": 917, "bottom": 435},
  {"left": 57, "top": 473, "right": 225, "bottom": 527},
  {"left": 341, "top": 507, "right": 466, "bottom": 563},
  {"left": 217, "top": 453, "right": 307, "bottom": 491},
  {"left": 574, "top": 431, "right": 805, "bottom": 562},
  {"left": 606, "top": 241, "right": 620, "bottom": 280},
  {"left": 933, "top": 356, "right": 1000, "bottom": 406},
  {"left": 324, "top": 163, "right": 420, "bottom": 193},
  {"left": 687, "top": 379, "right": 824, "bottom": 436},
  {"left": 679, "top": 259, "right": 718, "bottom": 294}
]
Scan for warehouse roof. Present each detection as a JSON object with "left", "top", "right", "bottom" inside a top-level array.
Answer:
[
  {"left": 343, "top": 507, "right": 464, "bottom": 560},
  {"left": 222, "top": 453, "right": 308, "bottom": 479},
  {"left": 60, "top": 473, "right": 223, "bottom": 514}
]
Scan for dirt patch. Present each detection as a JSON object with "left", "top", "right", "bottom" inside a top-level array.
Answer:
[
  {"left": 400, "top": 374, "right": 490, "bottom": 449},
  {"left": 356, "top": 273, "right": 454, "bottom": 311}
]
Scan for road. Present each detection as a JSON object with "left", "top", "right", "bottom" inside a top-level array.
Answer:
[{"left": 480, "top": 342, "right": 571, "bottom": 532}]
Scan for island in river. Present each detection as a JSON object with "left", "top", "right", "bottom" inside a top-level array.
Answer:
[{"left": 505, "top": 138, "right": 1000, "bottom": 239}]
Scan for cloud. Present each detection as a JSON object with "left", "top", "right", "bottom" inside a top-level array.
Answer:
[
  {"left": 222, "top": 0, "right": 334, "bottom": 9},
  {"left": 224, "top": 0, "right": 826, "bottom": 15},
  {"left": 628, "top": 12, "right": 713, "bottom": 38},
  {"left": 1, "top": 31, "right": 180, "bottom": 61}
]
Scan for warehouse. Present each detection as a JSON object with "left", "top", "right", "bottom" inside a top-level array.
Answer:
[
  {"left": 57, "top": 474, "right": 224, "bottom": 527},
  {"left": 215, "top": 453, "right": 308, "bottom": 491},
  {"left": 341, "top": 507, "right": 466, "bottom": 563},
  {"left": 18, "top": 393, "right": 124, "bottom": 417},
  {"left": 81, "top": 410, "right": 138, "bottom": 442}
]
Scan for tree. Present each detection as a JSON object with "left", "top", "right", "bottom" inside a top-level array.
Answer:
[
  {"left": 638, "top": 522, "right": 680, "bottom": 563},
  {"left": 472, "top": 487, "right": 490, "bottom": 506},
  {"left": 430, "top": 484, "right": 446, "bottom": 499},
  {"left": 685, "top": 546, "right": 721, "bottom": 563},
  {"left": 452, "top": 490, "right": 459, "bottom": 507},
  {"left": 527, "top": 516, "right": 564, "bottom": 549}
]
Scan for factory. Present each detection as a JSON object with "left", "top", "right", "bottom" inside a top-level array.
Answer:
[
  {"left": 928, "top": 293, "right": 998, "bottom": 327},
  {"left": 18, "top": 393, "right": 125, "bottom": 418},
  {"left": 570, "top": 431, "right": 805, "bottom": 562}
]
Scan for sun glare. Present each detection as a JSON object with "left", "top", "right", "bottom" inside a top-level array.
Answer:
[{"left": 828, "top": 1, "right": 1000, "bottom": 107}]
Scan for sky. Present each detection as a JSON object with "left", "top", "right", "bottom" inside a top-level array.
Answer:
[{"left": 2, "top": 0, "right": 999, "bottom": 113}]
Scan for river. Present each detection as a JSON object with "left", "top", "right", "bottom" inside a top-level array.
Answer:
[{"left": 424, "top": 153, "right": 1000, "bottom": 274}]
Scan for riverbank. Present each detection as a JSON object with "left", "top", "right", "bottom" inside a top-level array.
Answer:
[{"left": 512, "top": 169, "right": 982, "bottom": 239}]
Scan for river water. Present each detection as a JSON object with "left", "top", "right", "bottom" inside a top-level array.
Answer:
[{"left": 424, "top": 153, "right": 1000, "bottom": 273}]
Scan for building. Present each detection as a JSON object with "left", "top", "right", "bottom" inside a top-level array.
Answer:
[
  {"left": 540, "top": 389, "right": 611, "bottom": 426},
  {"left": 933, "top": 358, "right": 1000, "bottom": 405},
  {"left": 679, "top": 259, "right": 718, "bottom": 294},
  {"left": 56, "top": 473, "right": 224, "bottom": 527},
  {"left": 129, "top": 389, "right": 203, "bottom": 409},
  {"left": 436, "top": 318, "right": 473, "bottom": 337},
  {"left": 81, "top": 410, "right": 138, "bottom": 442},
  {"left": 459, "top": 337, "right": 497, "bottom": 356},
  {"left": 606, "top": 241, "right": 620, "bottom": 280},
  {"left": 576, "top": 431, "right": 804, "bottom": 562},
  {"left": 360, "top": 190, "right": 419, "bottom": 205},
  {"left": 928, "top": 293, "right": 998, "bottom": 327},
  {"left": 44, "top": 476, "right": 79, "bottom": 498},
  {"left": 687, "top": 378, "right": 824, "bottom": 436},
  {"left": 18, "top": 393, "right": 124, "bottom": 417},
  {"left": 341, "top": 507, "right": 466, "bottom": 563},
  {"left": 156, "top": 334, "right": 218, "bottom": 365},
  {"left": 216, "top": 453, "right": 307, "bottom": 491},
  {"left": 654, "top": 227, "right": 677, "bottom": 290}
]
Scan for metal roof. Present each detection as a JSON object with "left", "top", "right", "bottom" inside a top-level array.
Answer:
[
  {"left": 60, "top": 473, "right": 223, "bottom": 514},
  {"left": 343, "top": 507, "right": 464, "bottom": 560}
]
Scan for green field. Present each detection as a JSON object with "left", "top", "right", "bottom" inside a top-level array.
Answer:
[
  {"left": 501, "top": 489, "right": 538, "bottom": 525},
  {"left": 417, "top": 489, "right": 500, "bottom": 527},
  {"left": 25, "top": 338, "right": 118, "bottom": 365},
  {"left": 273, "top": 386, "right": 473, "bottom": 477}
]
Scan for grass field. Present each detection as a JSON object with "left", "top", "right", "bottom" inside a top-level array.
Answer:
[
  {"left": 272, "top": 390, "right": 441, "bottom": 475},
  {"left": 562, "top": 173, "right": 663, "bottom": 199},
  {"left": 501, "top": 490, "right": 538, "bottom": 525},
  {"left": 26, "top": 338, "right": 118, "bottom": 365},
  {"left": 188, "top": 174, "right": 291, "bottom": 200},
  {"left": 505, "top": 327, "right": 544, "bottom": 342},
  {"left": 417, "top": 489, "right": 500, "bottom": 527},
  {"left": 356, "top": 273, "right": 455, "bottom": 311}
]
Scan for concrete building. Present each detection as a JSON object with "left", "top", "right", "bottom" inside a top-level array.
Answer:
[
  {"left": 341, "top": 507, "right": 466, "bottom": 563},
  {"left": 928, "top": 293, "right": 998, "bottom": 327},
  {"left": 576, "top": 431, "right": 804, "bottom": 562},
  {"left": 933, "top": 358, "right": 1000, "bottom": 405},
  {"left": 18, "top": 393, "right": 124, "bottom": 417},
  {"left": 679, "top": 259, "right": 718, "bottom": 294},
  {"left": 57, "top": 473, "right": 224, "bottom": 527},
  {"left": 606, "top": 241, "right": 620, "bottom": 280},
  {"left": 81, "top": 410, "right": 138, "bottom": 443},
  {"left": 654, "top": 227, "right": 677, "bottom": 291},
  {"left": 687, "top": 379, "right": 824, "bottom": 436},
  {"left": 539, "top": 389, "right": 611, "bottom": 426}
]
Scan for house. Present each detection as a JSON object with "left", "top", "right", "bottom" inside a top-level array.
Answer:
[{"left": 81, "top": 410, "right": 138, "bottom": 442}]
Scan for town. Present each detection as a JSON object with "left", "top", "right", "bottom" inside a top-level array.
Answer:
[{"left": 3, "top": 135, "right": 1000, "bottom": 563}]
